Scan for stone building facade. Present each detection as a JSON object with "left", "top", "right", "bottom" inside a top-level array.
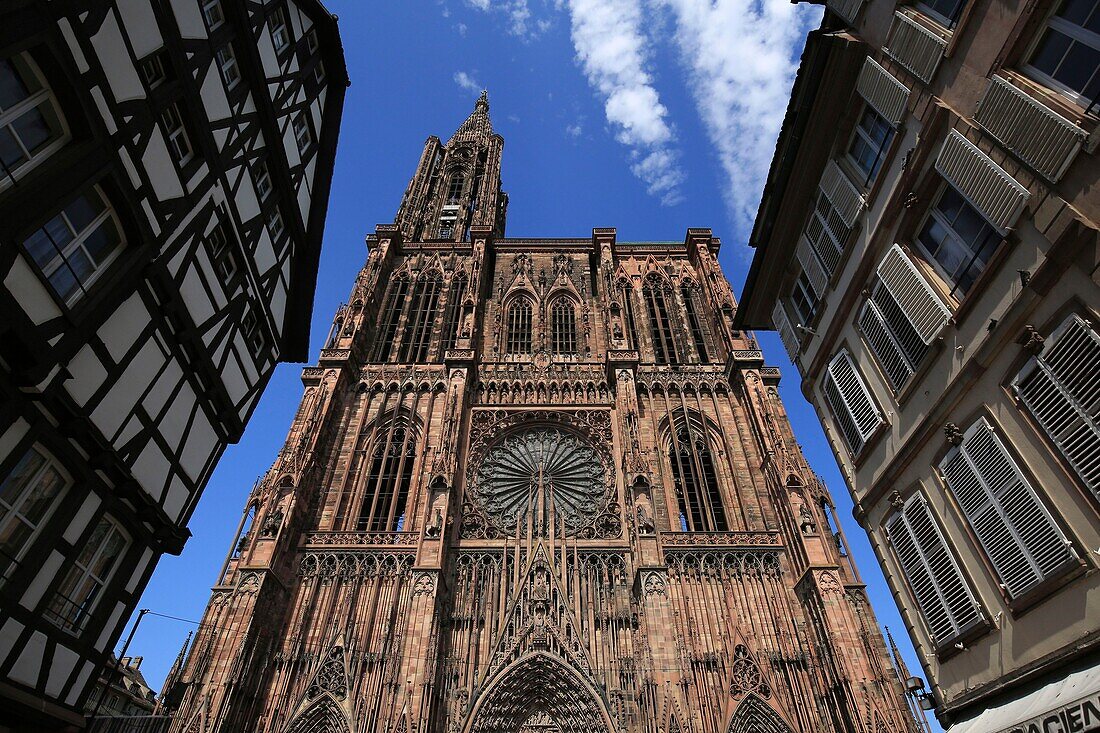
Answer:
[
  {"left": 165, "top": 95, "right": 919, "bottom": 733},
  {"left": 0, "top": 0, "right": 346, "bottom": 728},
  {"left": 735, "top": 0, "right": 1100, "bottom": 729}
]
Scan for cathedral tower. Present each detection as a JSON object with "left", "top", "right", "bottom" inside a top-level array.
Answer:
[{"left": 165, "top": 96, "right": 920, "bottom": 733}]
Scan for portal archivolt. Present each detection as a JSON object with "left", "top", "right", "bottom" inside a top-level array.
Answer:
[{"left": 464, "top": 651, "right": 615, "bottom": 733}]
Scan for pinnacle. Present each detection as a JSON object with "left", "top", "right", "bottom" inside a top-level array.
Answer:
[{"left": 448, "top": 89, "right": 495, "bottom": 144}]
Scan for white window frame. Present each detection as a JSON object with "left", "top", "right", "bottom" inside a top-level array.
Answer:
[
  {"left": 313, "top": 60, "right": 326, "bottom": 84},
  {"left": 138, "top": 52, "right": 168, "bottom": 90},
  {"left": 207, "top": 221, "right": 237, "bottom": 281},
  {"left": 1013, "top": 314, "right": 1100, "bottom": 501},
  {"left": 0, "top": 446, "right": 69, "bottom": 583},
  {"left": 241, "top": 307, "right": 266, "bottom": 353},
  {"left": 46, "top": 516, "right": 128, "bottom": 634},
  {"left": 914, "top": 180, "right": 1002, "bottom": 299},
  {"left": 160, "top": 102, "right": 194, "bottom": 166},
  {"left": 293, "top": 113, "right": 312, "bottom": 155},
  {"left": 254, "top": 158, "right": 272, "bottom": 201},
  {"left": 22, "top": 185, "right": 126, "bottom": 305},
  {"left": 270, "top": 6, "right": 291, "bottom": 53},
  {"left": 1022, "top": 0, "right": 1100, "bottom": 109},
  {"left": 200, "top": 0, "right": 225, "bottom": 31},
  {"left": 938, "top": 417, "right": 1078, "bottom": 600},
  {"left": 307, "top": 28, "right": 320, "bottom": 54},
  {"left": 0, "top": 52, "right": 70, "bottom": 190},
  {"left": 267, "top": 207, "right": 285, "bottom": 240},
  {"left": 215, "top": 43, "right": 240, "bottom": 90},
  {"left": 846, "top": 102, "right": 896, "bottom": 186}
]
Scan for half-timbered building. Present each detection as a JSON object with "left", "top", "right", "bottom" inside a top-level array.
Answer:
[
  {"left": 164, "top": 94, "right": 920, "bottom": 733},
  {"left": 0, "top": 1, "right": 346, "bottom": 728}
]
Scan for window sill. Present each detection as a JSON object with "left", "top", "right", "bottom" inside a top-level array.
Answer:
[
  {"left": 1006, "top": 559, "right": 1089, "bottom": 619},
  {"left": 999, "top": 68, "right": 1100, "bottom": 131}
]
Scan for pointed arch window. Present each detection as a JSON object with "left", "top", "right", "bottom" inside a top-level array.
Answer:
[
  {"left": 373, "top": 277, "right": 409, "bottom": 362},
  {"left": 446, "top": 172, "right": 464, "bottom": 203},
  {"left": 550, "top": 297, "right": 577, "bottom": 355},
  {"left": 681, "top": 284, "right": 709, "bottom": 362},
  {"left": 357, "top": 422, "right": 416, "bottom": 532},
  {"left": 667, "top": 416, "right": 728, "bottom": 532},
  {"left": 400, "top": 274, "right": 442, "bottom": 362},
  {"left": 620, "top": 282, "right": 638, "bottom": 349},
  {"left": 506, "top": 297, "right": 532, "bottom": 355},
  {"left": 440, "top": 273, "right": 467, "bottom": 354},
  {"left": 644, "top": 279, "right": 679, "bottom": 365}
]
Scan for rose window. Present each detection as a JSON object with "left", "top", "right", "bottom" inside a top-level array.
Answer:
[{"left": 472, "top": 427, "right": 608, "bottom": 535}]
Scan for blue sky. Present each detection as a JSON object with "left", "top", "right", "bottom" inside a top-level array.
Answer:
[{"left": 130, "top": 2, "right": 938, "bottom": 727}]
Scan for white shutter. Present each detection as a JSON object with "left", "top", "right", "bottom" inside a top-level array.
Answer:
[
  {"left": 886, "top": 493, "right": 985, "bottom": 646},
  {"left": 975, "top": 75, "right": 1086, "bottom": 183},
  {"left": 1013, "top": 314, "right": 1100, "bottom": 500},
  {"left": 823, "top": 350, "right": 884, "bottom": 454},
  {"left": 877, "top": 244, "right": 951, "bottom": 344},
  {"left": 858, "top": 299, "right": 914, "bottom": 390},
  {"left": 819, "top": 160, "right": 865, "bottom": 228},
  {"left": 795, "top": 235, "right": 828, "bottom": 297},
  {"left": 939, "top": 418, "right": 1076, "bottom": 599},
  {"left": 884, "top": 10, "right": 947, "bottom": 84},
  {"left": 771, "top": 300, "right": 800, "bottom": 362},
  {"left": 935, "top": 129, "right": 1030, "bottom": 232},
  {"left": 856, "top": 57, "right": 910, "bottom": 127}
]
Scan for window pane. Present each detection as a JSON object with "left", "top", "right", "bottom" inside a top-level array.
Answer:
[
  {"left": 0, "top": 58, "right": 31, "bottom": 111},
  {"left": 24, "top": 216, "right": 73, "bottom": 267},
  {"left": 11, "top": 105, "right": 53, "bottom": 154},
  {"left": 91, "top": 529, "right": 125, "bottom": 577},
  {"left": 1056, "top": 42, "right": 1100, "bottom": 95},
  {"left": 0, "top": 126, "right": 26, "bottom": 168},
  {"left": 65, "top": 192, "right": 104, "bottom": 234},
  {"left": 84, "top": 219, "right": 122, "bottom": 266},
  {"left": 0, "top": 450, "right": 45, "bottom": 509},
  {"left": 19, "top": 464, "right": 64, "bottom": 525},
  {"left": 48, "top": 249, "right": 91, "bottom": 299},
  {"left": 935, "top": 186, "right": 965, "bottom": 221},
  {"left": 1030, "top": 29, "right": 1072, "bottom": 78},
  {"left": 1058, "top": 0, "right": 1095, "bottom": 26}
]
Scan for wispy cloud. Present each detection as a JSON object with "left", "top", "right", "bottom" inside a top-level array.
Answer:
[
  {"left": 657, "top": 0, "right": 820, "bottom": 230},
  {"left": 565, "top": 0, "right": 684, "bottom": 205},
  {"left": 453, "top": 70, "right": 482, "bottom": 93},
  {"left": 565, "top": 122, "right": 583, "bottom": 137},
  {"left": 465, "top": 0, "right": 543, "bottom": 37}
]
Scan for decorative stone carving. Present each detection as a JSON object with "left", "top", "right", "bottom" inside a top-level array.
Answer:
[
  {"left": 642, "top": 571, "right": 667, "bottom": 596},
  {"left": 260, "top": 506, "right": 283, "bottom": 537},
  {"left": 729, "top": 644, "right": 770, "bottom": 699}
]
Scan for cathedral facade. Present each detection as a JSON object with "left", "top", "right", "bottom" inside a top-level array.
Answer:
[{"left": 165, "top": 94, "right": 918, "bottom": 733}]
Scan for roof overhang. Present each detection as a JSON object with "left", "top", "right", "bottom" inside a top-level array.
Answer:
[{"left": 734, "top": 29, "right": 865, "bottom": 330}]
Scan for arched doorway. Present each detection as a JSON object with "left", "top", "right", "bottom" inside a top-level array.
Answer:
[
  {"left": 726, "top": 694, "right": 793, "bottom": 733},
  {"left": 464, "top": 652, "right": 616, "bottom": 733}
]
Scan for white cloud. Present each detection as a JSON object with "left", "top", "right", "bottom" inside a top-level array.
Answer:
[
  {"left": 657, "top": 0, "right": 821, "bottom": 230},
  {"left": 457, "top": 22, "right": 468, "bottom": 35},
  {"left": 565, "top": 0, "right": 684, "bottom": 205},
  {"left": 453, "top": 71, "right": 482, "bottom": 93},
  {"left": 465, "top": 0, "right": 541, "bottom": 37},
  {"left": 566, "top": 122, "right": 583, "bottom": 137}
]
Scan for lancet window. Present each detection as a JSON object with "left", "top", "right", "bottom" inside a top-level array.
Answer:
[
  {"left": 440, "top": 274, "right": 467, "bottom": 354},
  {"left": 373, "top": 277, "right": 408, "bottom": 362},
  {"left": 620, "top": 283, "right": 638, "bottom": 349},
  {"left": 644, "top": 277, "right": 679, "bottom": 364},
  {"left": 550, "top": 297, "right": 577, "bottom": 355},
  {"left": 356, "top": 420, "right": 417, "bottom": 532},
  {"left": 506, "top": 297, "right": 532, "bottom": 355},
  {"left": 667, "top": 415, "right": 728, "bottom": 532},
  {"left": 445, "top": 172, "right": 464, "bottom": 203},
  {"left": 681, "top": 284, "right": 709, "bottom": 362},
  {"left": 400, "top": 274, "right": 442, "bottom": 362}
]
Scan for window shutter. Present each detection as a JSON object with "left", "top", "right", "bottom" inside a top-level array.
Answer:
[
  {"left": 884, "top": 10, "right": 947, "bottom": 84},
  {"left": 856, "top": 57, "right": 910, "bottom": 127},
  {"left": 823, "top": 350, "right": 884, "bottom": 454},
  {"left": 771, "top": 300, "right": 800, "bottom": 362},
  {"left": 877, "top": 244, "right": 951, "bottom": 344},
  {"left": 975, "top": 75, "right": 1086, "bottom": 183},
  {"left": 795, "top": 235, "right": 828, "bottom": 297},
  {"left": 826, "top": 0, "right": 865, "bottom": 24},
  {"left": 819, "top": 160, "right": 865, "bottom": 228},
  {"left": 858, "top": 299, "right": 914, "bottom": 390},
  {"left": 935, "top": 129, "right": 1030, "bottom": 232},
  {"left": 886, "top": 493, "right": 984, "bottom": 646},
  {"left": 939, "top": 418, "right": 1076, "bottom": 599},
  {"left": 1013, "top": 315, "right": 1100, "bottom": 501}
]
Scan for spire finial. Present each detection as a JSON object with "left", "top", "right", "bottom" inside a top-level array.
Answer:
[{"left": 476, "top": 89, "right": 489, "bottom": 110}]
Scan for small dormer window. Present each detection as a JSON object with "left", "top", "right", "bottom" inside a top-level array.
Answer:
[
  {"left": 139, "top": 51, "right": 168, "bottom": 89},
  {"left": 270, "top": 6, "right": 291, "bottom": 53}
]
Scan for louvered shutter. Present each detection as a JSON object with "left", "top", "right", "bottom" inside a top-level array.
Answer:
[
  {"left": 939, "top": 418, "right": 1076, "bottom": 599},
  {"left": 877, "top": 244, "right": 951, "bottom": 343},
  {"left": 796, "top": 235, "right": 828, "bottom": 297},
  {"left": 856, "top": 57, "right": 910, "bottom": 127},
  {"left": 886, "top": 493, "right": 985, "bottom": 646},
  {"left": 823, "top": 350, "right": 884, "bottom": 454},
  {"left": 819, "top": 160, "right": 865, "bottom": 228},
  {"left": 771, "top": 300, "right": 800, "bottom": 362},
  {"left": 858, "top": 299, "right": 914, "bottom": 390},
  {"left": 1013, "top": 315, "right": 1100, "bottom": 501},
  {"left": 935, "top": 130, "right": 1030, "bottom": 232}
]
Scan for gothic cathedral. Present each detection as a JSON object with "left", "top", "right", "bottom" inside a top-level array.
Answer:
[{"left": 165, "top": 94, "right": 918, "bottom": 733}]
